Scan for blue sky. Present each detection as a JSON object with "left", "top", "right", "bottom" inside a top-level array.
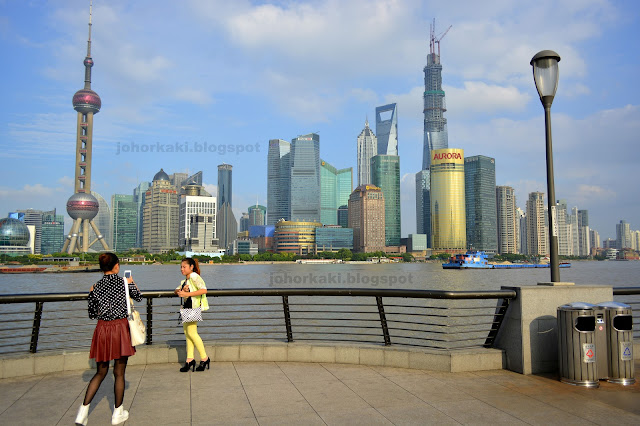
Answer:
[{"left": 1, "top": 0, "right": 639, "bottom": 241}]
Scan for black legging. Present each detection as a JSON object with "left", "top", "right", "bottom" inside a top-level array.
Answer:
[{"left": 83, "top": 357, "right": 128, "bottom": 408}]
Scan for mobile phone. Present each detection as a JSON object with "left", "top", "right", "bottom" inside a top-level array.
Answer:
[{"left": 124, "top": 270, "right": 132, "bottom": 279}]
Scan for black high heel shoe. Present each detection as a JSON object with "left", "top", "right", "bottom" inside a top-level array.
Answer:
[
  {"left": 180, "top": 359, "right": 196, "bottom": 372},
  {"left": 196, "top": 358, "right": 210, "bottom": 371}
]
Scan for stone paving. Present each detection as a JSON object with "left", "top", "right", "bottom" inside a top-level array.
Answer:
[{"left": 0, "top": 360, "right": 638, "bottom": 425}]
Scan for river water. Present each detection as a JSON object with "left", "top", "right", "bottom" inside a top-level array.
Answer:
[{"left": 2, "top": 260, "right": 639, "bottom": 294}]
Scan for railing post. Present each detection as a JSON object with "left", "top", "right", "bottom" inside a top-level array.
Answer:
[
  {"left": 146, "top": 297, "right": 153, "bottom": 345},
  {"left": 484, "top": 298, "right": 511, "bottom": 348},
  {"left": 376, "top": 296, "right": 391, "bottom": 346},
  {"left": 282, "top": 296, "right": 293, "bottom": 342},
  {"left": 30, "top": 301, "right": 44, "bottom": 353}
]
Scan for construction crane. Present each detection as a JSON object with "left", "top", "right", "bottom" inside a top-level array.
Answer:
[{"left": 430, "top": 19, "right": 452, "bottom": 57}]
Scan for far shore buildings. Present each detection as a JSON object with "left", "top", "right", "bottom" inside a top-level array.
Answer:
[
  {"left": 430, "top": 149, "right": 465, "bottom": 253},
  {"left": 142, "top": 169, "right": 179, "bottom": 254},
  {"left": 496, "top": 186, "right": 518, "bottom": 254},
  {"left": 526, "top": 192, "right": 547, "bottom": 256},
  {"left": 217, "top": 164, "right": 237, "bottom": 251},
  {"left": 348, "top": 185, "right": 385, "bottom": 253},
  {"left": 464, "top": 155, "right": 497, "bottom": 254}
]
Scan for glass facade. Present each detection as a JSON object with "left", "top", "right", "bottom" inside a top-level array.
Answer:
[
  {"left": 464, "top": 155, "right": 497, "bottom": 253},
  {"left": 179, "top": 194, "right": 216, "bottom": 248},
  {"left": 248, "top": 205, "right": 266, "bottom": 226},
  {"left": 0, "top": 218, "right": 31, "bottom": 246},
  {"left": 90, "top": 191, "right": 112, "bottom": 248},
  {"left": 375, "top": 103, "right": 398, "bottom": 156},
  {"left": 415, "top": 169, "right": 430, "bottom": 247},
  {"left": 41, "top": 211, "right": 65, "bottom": 255},
  {"left": 337, "top": 205, "right": 348, "bottom": 228},
  {"left": 111, "top": 194, "right": 138, "bottom": 252},
  {"left": 320, "top": 159, "right": 352, "bottom": 226},
  {"left": 290, "top": 133, "right": 321, "bottom": 222},
  {"left": 316, "top": 227, "right": 353, "bottom": 252},
  {"left": 217, "top": 164, "right": 237, "bottom": 249},
  {"left": 274, "top": 220, "right": 321, "bottom": 255},
  {"left": 267, "top": 139, "right": 291, "bottom": 225},
  {"left": 371, "top": 155, "right": 400, "bottom": 246},
  {"left": 357, "top": 119, "right": 377, "bottom": 186},
  {"left": 430, "top": 149, "right": 466, "bottom": 251},
  {"left": 134, "top": 181, "right": 151, "bottom": 248},
  {"left": 423, "top": 51, "right": 449, "bottom": 170}
]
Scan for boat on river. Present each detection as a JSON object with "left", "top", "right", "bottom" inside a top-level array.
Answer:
[{"left": 442, "top": 251, "right": 571, "bottom": 269}]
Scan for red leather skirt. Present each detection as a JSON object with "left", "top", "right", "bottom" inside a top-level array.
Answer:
[{"left": 89, "top": 318, "right": 136, "bottom": 362}]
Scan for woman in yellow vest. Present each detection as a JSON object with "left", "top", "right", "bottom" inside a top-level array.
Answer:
[{"left": 175, "top": 257, "right": 210, "bottom": 371}]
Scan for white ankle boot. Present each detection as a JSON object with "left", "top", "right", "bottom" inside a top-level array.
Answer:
[
  {"left": 75, "top": 404, "right": 89, "bottom": 425},
  {"left": 111, "top": 405, "right": 129, "bottom": 425}
]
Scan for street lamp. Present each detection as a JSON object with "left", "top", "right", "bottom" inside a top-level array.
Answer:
[{"left": 531, "top": 50, "right": 561, "bottom": 282}]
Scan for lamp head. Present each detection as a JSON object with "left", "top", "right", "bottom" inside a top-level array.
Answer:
[{"left": 531, "top": 50, "right": 560, "bottom": 103}]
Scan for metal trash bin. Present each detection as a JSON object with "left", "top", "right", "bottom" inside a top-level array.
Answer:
[
  {"left": 557, "top": 302, "right": 599, "bottom": 387},
  {"left": 597, "top": 302, "right": 635, "bottom": 385}
]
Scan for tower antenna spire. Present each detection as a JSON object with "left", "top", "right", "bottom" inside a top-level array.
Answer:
[{"left": 87, "top": 0, "right": 92, "bottom": 57}]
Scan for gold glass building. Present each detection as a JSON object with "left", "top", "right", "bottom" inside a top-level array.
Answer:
[
  {"left": 430, "top": 148, "right": 466, "bottom": 252},
  {"left": 274, "top": 220, "right": 322, "bottom": 255}
]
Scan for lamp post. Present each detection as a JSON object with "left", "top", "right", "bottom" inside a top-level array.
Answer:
[{"left": 530, "top": 50, "right": 561, "bottom": 282}]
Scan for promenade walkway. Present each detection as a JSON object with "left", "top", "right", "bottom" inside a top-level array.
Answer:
[{"left": 0, "top": 360, "right": 638, "bottom": 425}]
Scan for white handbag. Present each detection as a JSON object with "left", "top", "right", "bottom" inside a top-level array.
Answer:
[{"left": 124, "top": 279, "right": 146, "bottom": 346}]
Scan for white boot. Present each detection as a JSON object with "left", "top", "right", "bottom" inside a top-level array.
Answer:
[
  {"left": 75, "top": 404, "right": 89, "bottom": 426},
  {"left": 111, "top": 405, "right": 129, "bottom": 425}
]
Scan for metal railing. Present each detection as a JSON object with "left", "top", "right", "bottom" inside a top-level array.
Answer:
[
  {"left": 2, "top": 287, "right": 638, "bottom": 356},
  {"left": 0, "top": 288, "right": 517, "bottom": 355}
]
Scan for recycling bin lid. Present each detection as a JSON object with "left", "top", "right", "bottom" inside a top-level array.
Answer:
[
  {"left": 558, "top": 302, "right": 597, "bottom": 310},
  {"left": 596, "top": 301, "right": 631, "bottom": 309}
]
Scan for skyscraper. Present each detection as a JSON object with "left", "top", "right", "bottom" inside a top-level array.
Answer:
[
  {"left": 415, "top": 170, "right": 430, "bottom": 246},
  {"left": 248, "top": 204, "right": 267, "bottom": 227},
  {"left": 13, "top": 209, "right": 49, "bottom": 254},
  {"left": 267, "top": 139, "right": 291, "bottom": 225},
  {"left": 62, "top": 4, "right": 109, "bottom": 253},
  {"left": 464, "top": 155, "right": 497, "bottom": 253},
  {"left": 111, "top": 194, "right": 137, "bottom": 252},
  {"left": 320, "top": 159, "right": 352, "bottom": 226},
  {"left": 417, "top": 23, "right": 450, "bottom": 242},
  {"left": 616, "top": 220, "right": 631, "bottom": 249},
  {"left": 290, "top": 133, "right": 321, "bottom": 222},
  {"left": 41, "top": 210, "right": 65, "bottom": 255},
  {"left": 90, "top": 191, "right": 112, "bottom": 248},
  {"left": 348, "top": 185, "right": 386, "bottom": 253},
  {"left": 143, "top": 169, "right": 179, "bottom": 253},
  {"left": 422, "top": 23, "right": 449, "bottom": 170},
  {"left": 375, "top": 104, "right": 398, "bottom": 156},
  {"left": 371, "top": 155, "right": 401, "bottom": 246},
  {"left": 217, "top": 163, "right": 237, "bottom": 250},
  {"left": 356, "top": 119, "right": 377, "bottom": 186},
  {"left": 496, "top": 186, "right": 518, "bottom": 254},
  {"left": 178, "top": 182, "right": 216, "bottom": 249},
  {"left": 577, "top": 210, "right": 590, "bottom": 256},
  {"left": 526, "top": 192, "right": 547, "bottom": 256},
  {"left": 430, "top": 149, "right": 465, "bottom": 252},
  {"left": 133, "top": 181, "right": 151, "bottom": 248}
]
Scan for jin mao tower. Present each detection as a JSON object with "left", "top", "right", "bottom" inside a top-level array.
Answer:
[{"left": 62, "top": 2, "right": 109, "bottom": 253}]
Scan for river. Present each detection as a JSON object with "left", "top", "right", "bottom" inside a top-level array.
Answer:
[{"left": 2, "top": 260, "right": 639, "bottom": 294}]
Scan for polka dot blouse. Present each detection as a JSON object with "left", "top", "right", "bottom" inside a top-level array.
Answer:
[{"left": 88, "top": 274, "right": 143, "bottom": 321}]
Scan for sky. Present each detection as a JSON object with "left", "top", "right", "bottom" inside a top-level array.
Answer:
[{"left": 1, "top": 0, "right": 639, "bottom": 242}]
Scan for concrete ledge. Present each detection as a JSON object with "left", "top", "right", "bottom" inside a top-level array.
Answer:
[{"left": 0, "top": 341, "right": 506, "bottom": 379}]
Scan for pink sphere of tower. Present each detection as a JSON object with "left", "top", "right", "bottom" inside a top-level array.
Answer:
[
  {"left": 66, "top": 193, "right": 99, "bottom": 220},
  {"left": 73, "top": 89, "right": 101, "bottom": 114}
]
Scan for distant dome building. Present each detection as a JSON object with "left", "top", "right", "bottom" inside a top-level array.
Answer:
[
  {"left": 0, "top": 218, "right": 34, "bottom": 255},
  {"left": 153, "top": 168, "right": 170, "bottom": 182}
]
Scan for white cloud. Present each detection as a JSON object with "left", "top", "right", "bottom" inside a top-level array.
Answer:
[{"left": 446, "top": 82, "right": 530, "bottom": 117}]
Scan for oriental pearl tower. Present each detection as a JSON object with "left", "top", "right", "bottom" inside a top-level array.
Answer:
[{"left": 62, "top": 1, "right": 109, "bottom": 254}]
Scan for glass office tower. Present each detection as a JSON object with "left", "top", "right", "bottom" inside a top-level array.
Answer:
[
  {"left": 375, "top": 104, "right": 398, "bottom": 156},
  {"left": 464, "top": 155, "right": 497, "bottom": 254},
  {"left": 290, "top": 133, "right": 321, "bottom": 222},
  {"left": 111, "top": 194, "right": 138, "bottom": 252},
  {"left": 371, "top": 155, "right": 401, "bottom": 246},
  {"left": 267, "top": 139, "right": 291, "bottom": 225},
  {"left": 217, "top": 163, "right": 237, "bottom": 250},
  {"left": 430, "top": 149, "right": 465, "bottom": 252},
  {"left": 415, "top": 169, "right": 430, "bottom": 246},
  {"left": 320, "top": 159, "right": 353, "bottom": 226},
  {"left": 41, "top": 210, "right": 65, "bottom": 255}
]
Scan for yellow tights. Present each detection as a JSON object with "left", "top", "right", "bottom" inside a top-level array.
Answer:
[{"left": 183, "top": 322, "right": 207, "bottom": 360}]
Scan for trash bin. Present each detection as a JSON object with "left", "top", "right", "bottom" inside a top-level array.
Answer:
[
  {"left": 557, "top": 302, "right": 599, "bottom": 387},
  {"left": 597, "top": 302, "right": 635, "bottom": 385}
]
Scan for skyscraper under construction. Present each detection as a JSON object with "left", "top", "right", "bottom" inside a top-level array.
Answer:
[{"left": 416, "top": 20, "right": 451, "bottom": 247}]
